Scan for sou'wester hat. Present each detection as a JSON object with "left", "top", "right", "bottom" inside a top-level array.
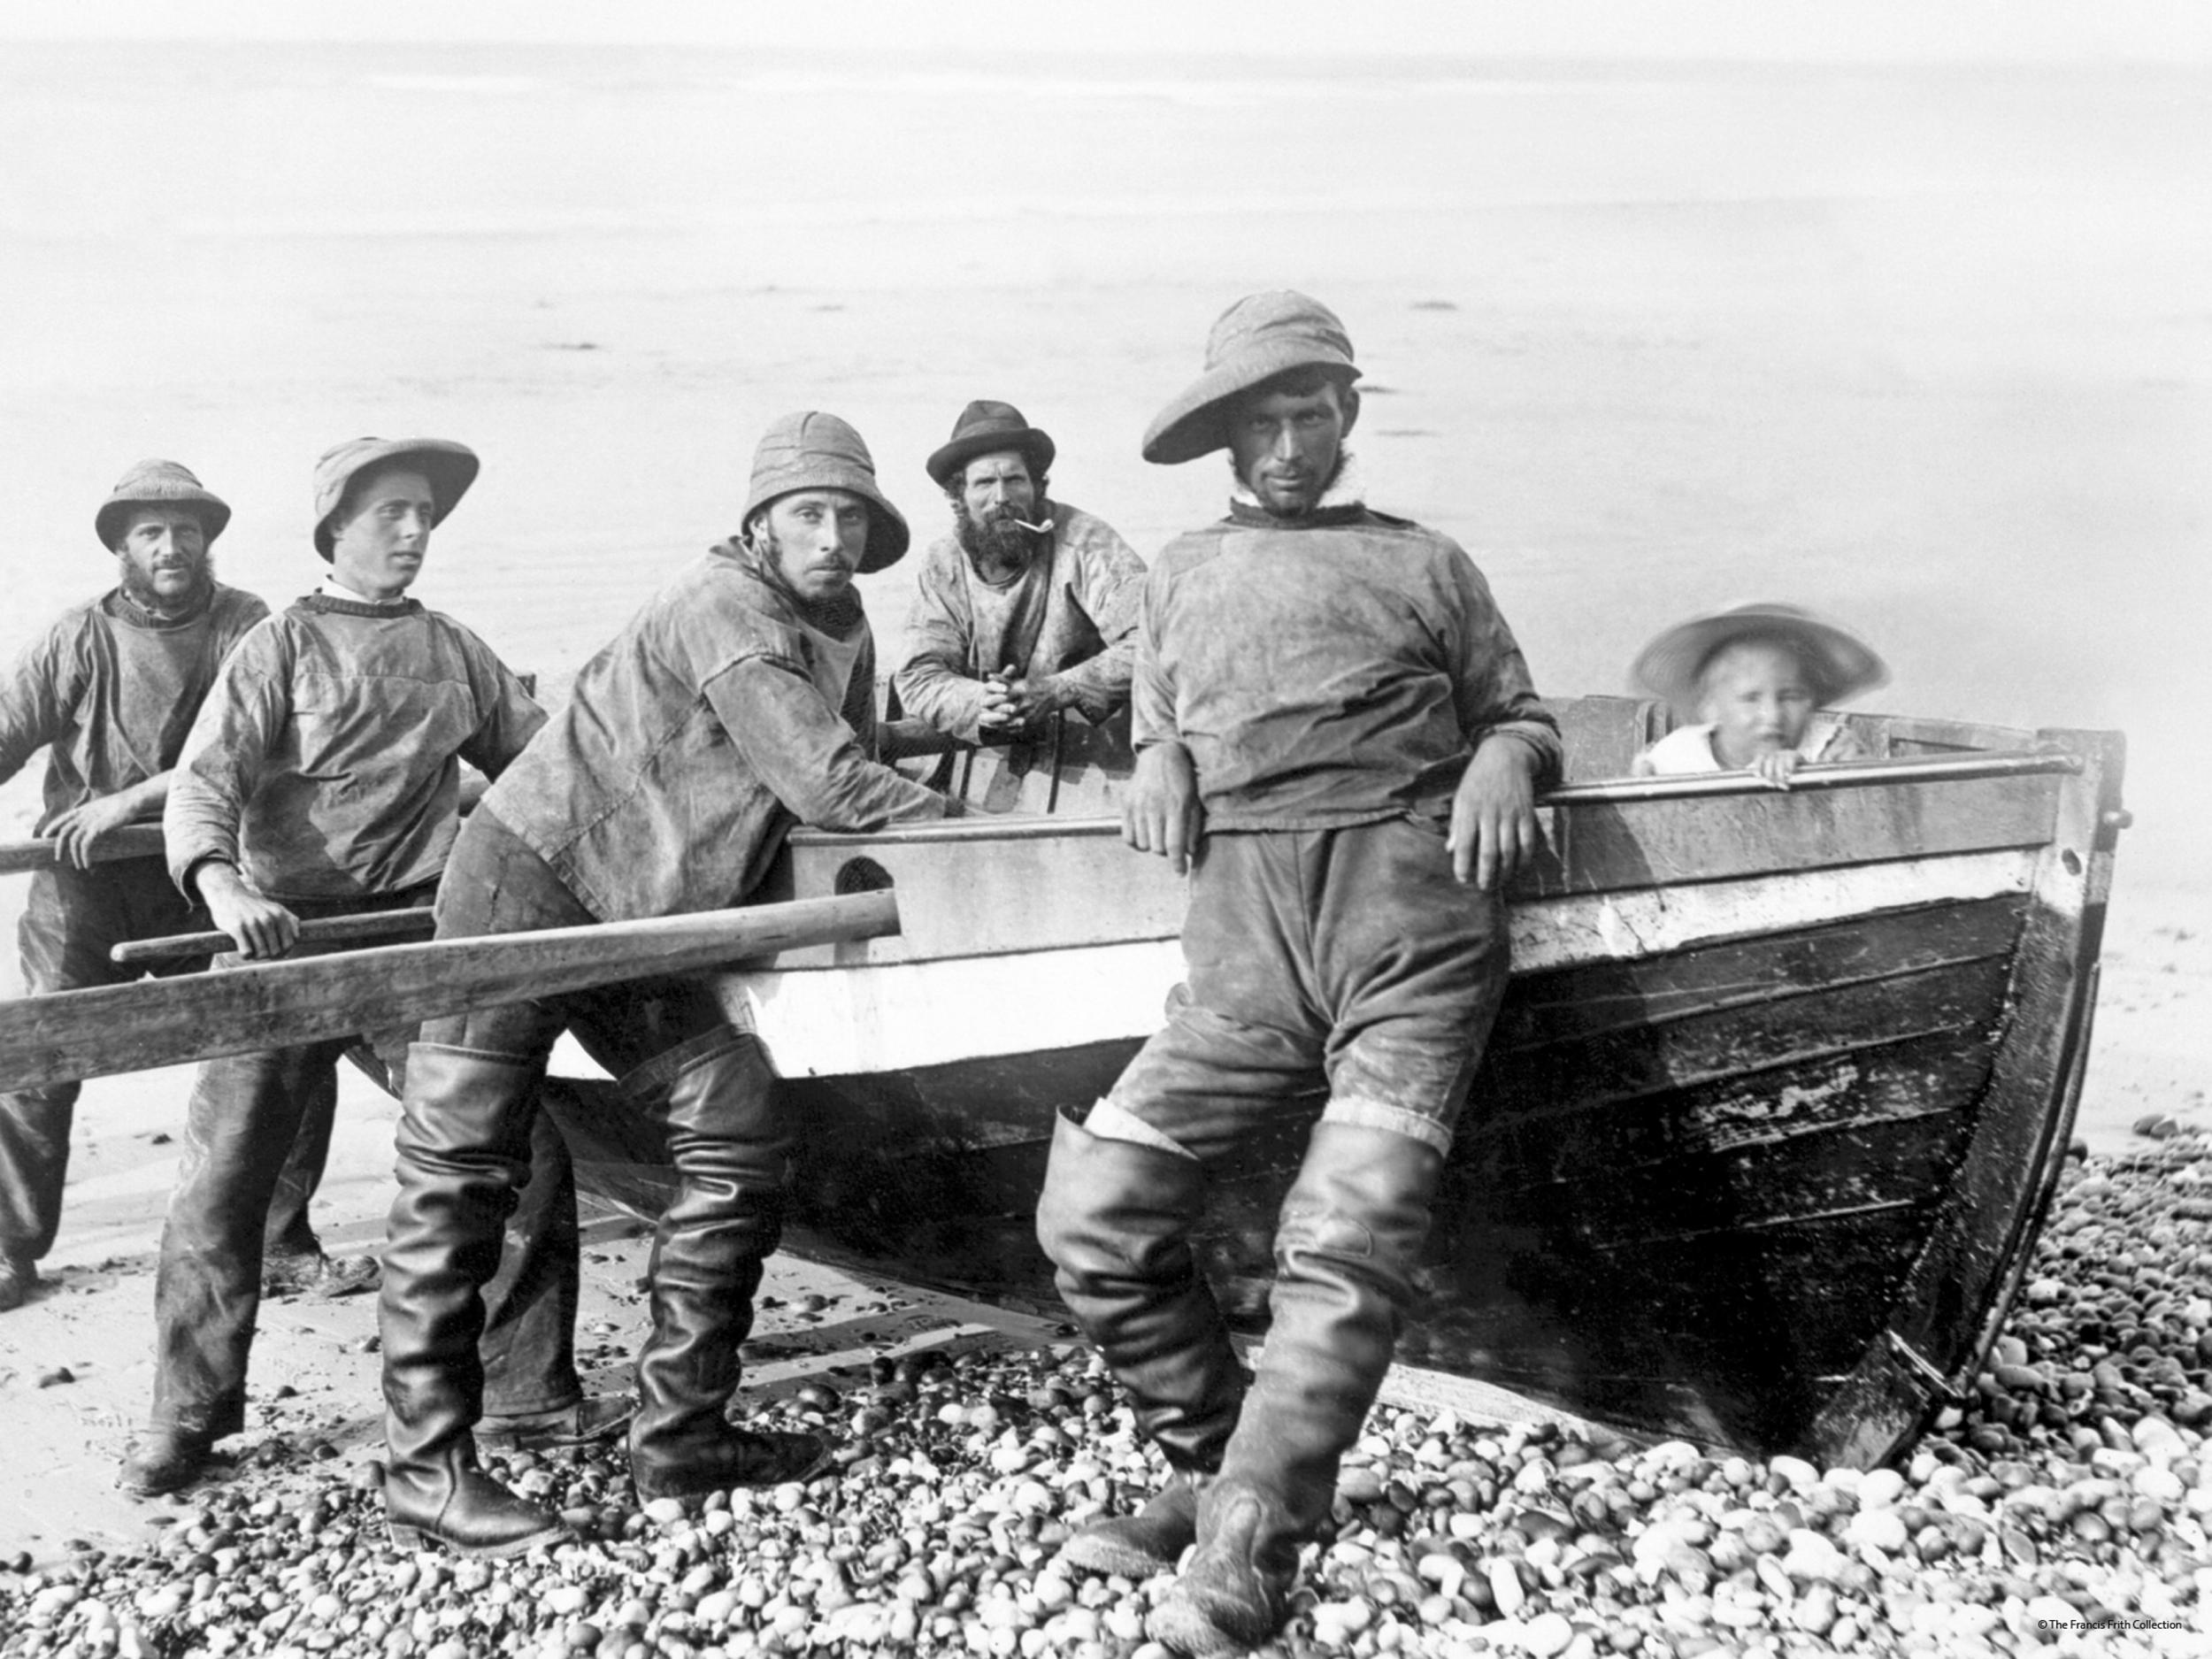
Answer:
[
  {"left": 95, "top": 459, "right": 232, "bottom": 550},
  {"left": 741, "top": 411, "right": 910, "bottom": 573},
  {"left": 312, "top": 437, "right": 480, "bottom": 557},
  {"left": 1141, "top": 289, "right": 1362, "bottom": 465},
  {"left": 926, "top": 400, "right": 1056, "bottom": 490},
  {"left": 1633, "top": 603, "right": 1888, "bottom": 715}
]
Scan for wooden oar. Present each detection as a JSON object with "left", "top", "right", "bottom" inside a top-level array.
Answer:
[
  {"left": 0, "top": 890, "right": 900, "bottom": 1093},
  {"left": 111, "top": 907, "right": 438, "bottom": 965},
  {"left": 0, "top": 825, "right": 165, "bottom": 875}
]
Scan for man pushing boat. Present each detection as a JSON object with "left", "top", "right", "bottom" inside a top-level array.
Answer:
[
  {"left": 120, "top": 439, "right": 595, "bottom": 1495},
  {"left": 893, "top": 398, "right": 1146, "bottom": 750},
  {"left": 0, "top": 463, "right": 271, "bottom": 1315},
  {"left": 374, "top": 412, "right": 949, "bottom": 1556},
  {"left": 1037, "top": 292, "right": 1563, "bottom": 1655}
]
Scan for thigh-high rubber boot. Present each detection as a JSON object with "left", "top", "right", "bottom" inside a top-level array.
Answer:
[
  {"left": 626, "top": 1034, "right": 825, "bottom": 1503},
  {"left": 1148, "top": 1122, "right": 1444, "bottom": 1655},
  {"left": 1036, "top": 1108, "right": 1248, "bottom": 1578},
  {"left": 378, "top": 1043, "right": 569, "bottom": 1557}
]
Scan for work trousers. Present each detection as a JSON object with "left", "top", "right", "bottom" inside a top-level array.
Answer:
[
  {"left": 148, "top": 881, "right": 583, "bottom": 1437},
  {"left": 1, "top": 856, "right": 326, "bottom": 1267},
  {"left": 1100, "top": 818, "right": 1510, "bottom": 1159}
]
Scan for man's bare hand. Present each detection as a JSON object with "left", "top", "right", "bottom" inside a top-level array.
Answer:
[
  {"left": 978, "top": 666, "right": 1064, "bottom": 733},
  {"left": 1448, "top": 738, "right": 1542, "bottom": 890},
  {"left": 1748, "top": 749, "right": 1802, "bottom": 789},
  {"left": 1123, "top": 741, "right": 1203, "bottom": 875},
  {"left": 45, "top": 795, "right": 140, "bottom": 870},
  {"left": 194, "top": 863, "right": 300, "bottom": 960}
]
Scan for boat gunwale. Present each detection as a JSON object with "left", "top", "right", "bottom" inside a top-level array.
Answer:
[{"left": 786, "top": 749, "right": 2088, "bottom": 851}]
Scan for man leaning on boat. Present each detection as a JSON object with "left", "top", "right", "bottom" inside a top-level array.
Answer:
[
  {"left": 0, "top": 463, "right": 270, "bottom": 1315},
  {"left": 1036, "top": 292, "right": 1563, "bottom": 1656},
  {"left": 374, "top": 411, "right": 949, "bottom": 1557},
  {"left": 892, "top": 398, "right": 1146, "bottom": 753},
  {"left": 118, "top": 439, "right": 604, "bottom": 1496}
]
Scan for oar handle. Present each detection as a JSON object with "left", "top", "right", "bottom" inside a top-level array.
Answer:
[
  {"left": 111, "top": 907, "right": 436, "bottom": 965},
  {"left": 0, "top": 825, "right": 167, "bottom": 876}
]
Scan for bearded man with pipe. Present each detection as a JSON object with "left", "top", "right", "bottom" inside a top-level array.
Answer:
[{"left": 892, "top": 399, "right": 1146, "bottom": 749}]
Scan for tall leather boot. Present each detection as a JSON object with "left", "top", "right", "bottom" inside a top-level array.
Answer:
[
  {"left": 1036, "top": 1108, "right": 1247, "bottom": 1578},
  {"left": 1148, "top": 1122, "right": 1444, "bottom": 1655},
  {"left": 379, "top": 1043, "right": 571, "bottom": 1557},
  {"left": 626, "top": 1034, "right": 826, "bottom": 1504}
]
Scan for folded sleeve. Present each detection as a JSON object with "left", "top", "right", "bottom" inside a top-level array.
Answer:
[
  {"left": 891, "top": 551, "right": 990, "bottom": 744},
  {"left": 703, "top": 646, "right": 946, "bottom": 832},
  {"left": 1128, "top": 563, "right": 1179, "bottom": 751},
  {"left": 163, "top": 619, "right": 290, "bottom": 892},
  {"left": 451, "top": 626, "right": 549, "bottom": 781},
  {"left": 1054, "top": 519, "right": 1147, "bottom": 724},
  {"left": 0, "top": 616, "right": 73, "bottom": 787},
  {"left": 1447, "top": 553, "right": 1563, "bottom": 790}
]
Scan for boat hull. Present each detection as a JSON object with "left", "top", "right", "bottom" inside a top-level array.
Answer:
[{"left": 537, "top": 702, "right": 2126, "bottom": 1465}]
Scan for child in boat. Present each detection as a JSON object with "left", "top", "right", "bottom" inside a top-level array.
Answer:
[{"left": 1631, "top": 602, "right": 1887, "bottom": 787}]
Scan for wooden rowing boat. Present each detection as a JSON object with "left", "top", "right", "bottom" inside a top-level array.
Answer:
[{"left": 520, "top": 696, "right": 2125, "bottom": 1467}]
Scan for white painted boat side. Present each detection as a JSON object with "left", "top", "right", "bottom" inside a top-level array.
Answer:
[{"left": 695, "top": 847, "right": 2039, "bottom": 1079}]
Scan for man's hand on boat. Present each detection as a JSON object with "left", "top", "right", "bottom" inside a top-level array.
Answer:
[
  {"left": 1123, "top": 739, "right": 1203, "bottom": 874},
  {"left": 191, "top": 861, "right": 302, "bottom": 960},
  {"left": 1448, "top": 735, "right": 1544, "bottom": 890}
]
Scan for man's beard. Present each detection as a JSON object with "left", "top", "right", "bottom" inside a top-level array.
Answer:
[
  {"left": 120, "top": 556, "right": 215, "bottom": 618},
  {"left": 741, "top": 525, "right": 863, "bottom": 632},
  {"left": 955, "top": 501, "right": 1039, "bottom": 576}
]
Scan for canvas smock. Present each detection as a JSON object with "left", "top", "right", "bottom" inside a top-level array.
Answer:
[
  {"left": 892, "top": 503, "right": 1147, "bottom": 743},
  {"left": 0, "top": 585, "right": 270, "bottom": 833},
  {"left": 164, "top": 594, "right": 544, "bottom": 901},
  {"left": 1132, "top": 503, "right": 1560, "bottom": 830},
  {"left": 482, "top": 540, "right": 945, "bottom": 924}
]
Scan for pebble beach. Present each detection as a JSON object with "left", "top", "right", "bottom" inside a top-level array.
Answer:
[{"left": 4, "top": 1129, "right": 2210, "bottom": 1659}]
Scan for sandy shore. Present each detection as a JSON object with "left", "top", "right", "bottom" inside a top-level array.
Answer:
[{"left": 0, "top": 876, "right": 2200, "bottom": 1571}]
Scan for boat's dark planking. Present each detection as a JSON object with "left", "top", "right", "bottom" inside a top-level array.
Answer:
[{"left": 530, "top": 699, "right": 2123, "bottom": 1467}]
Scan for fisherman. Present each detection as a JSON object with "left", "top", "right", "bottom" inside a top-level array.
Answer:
[
  {"left": 119, "top": 438, "right": 611, "bottom": 1495},
  {"left": 1036, "top": 293, "right": 1563, "bottom": 1655},
  {"left": 0, "top": 462, "right": 273, "bottom": 1316},
  {"left": 375, "top": 411, "right": 949, "bottom": 1557},
  {"left": 892, "top": 400, "right": 1146, "bottom": 748}
]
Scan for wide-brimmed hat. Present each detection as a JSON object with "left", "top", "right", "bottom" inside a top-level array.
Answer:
[
  {"left": 95, "top": 458, "right": 231, "bottom": 550},
  {"left": 312, "top": 437, "right": 480, "bottom": 557},
  {"left": 741, "top": 411, "right": 910, "bottom": 572},
  {"left": 1633, "top": 603, "right": 1888, "bottom": 712},
  {"left": 1141, "top": 289, "right": 1362, "bottom": 465},
  {"left": 926, "top": 400, "right": 1056, "bottom": 490}
]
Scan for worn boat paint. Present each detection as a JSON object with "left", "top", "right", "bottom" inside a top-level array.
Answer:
[{"left": 534, "top": 696, "right": 2126, "bottom": 1466}]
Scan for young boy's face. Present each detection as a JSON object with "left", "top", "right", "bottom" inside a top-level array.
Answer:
[{"left": 1699, "top": 640, "right": 1818, "bottom": 768}]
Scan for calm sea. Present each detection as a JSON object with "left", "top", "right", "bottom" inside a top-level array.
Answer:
[{"left": 1, "top": 40, "right": 2206, "bottom": 887}]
